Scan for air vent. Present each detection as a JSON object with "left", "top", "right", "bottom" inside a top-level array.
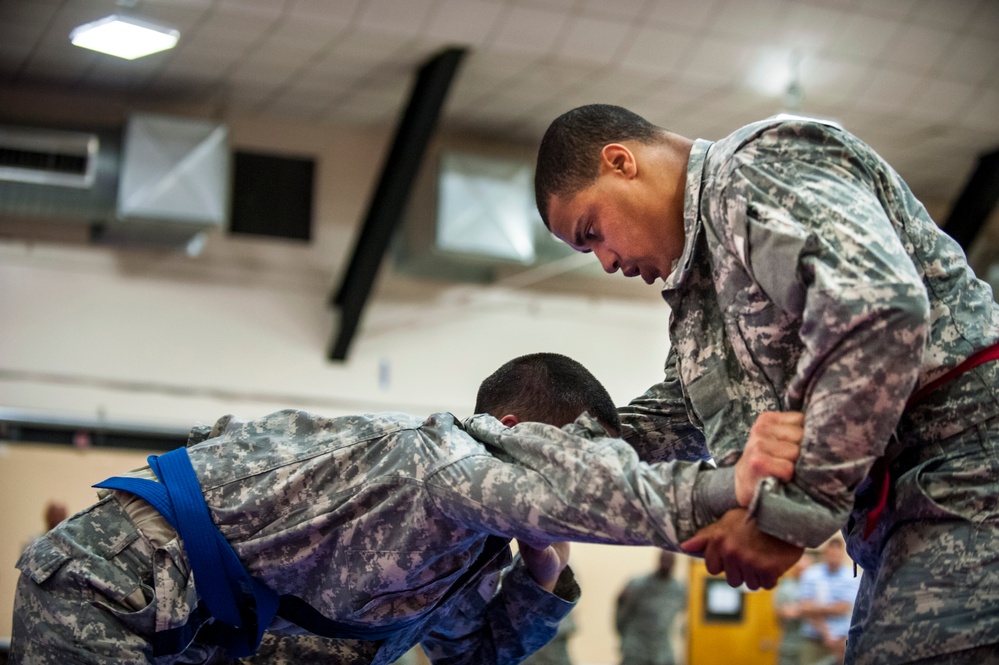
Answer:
[{"left": 0, "top": 126, "right": 99, "bottom": 188}]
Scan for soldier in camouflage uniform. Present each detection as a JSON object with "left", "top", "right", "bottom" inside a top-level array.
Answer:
[
  {"left": 535, "top": 104, "right": 999, "bottom": 664},
  {"left": 614, "top": 551, "right": 686, "bottom": 665},
  {"left": 10, "top": 352, "right": 801, "bottom": 665}
]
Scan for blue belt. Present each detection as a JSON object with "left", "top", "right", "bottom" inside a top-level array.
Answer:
[
  {"left": 95, "top": 446, "right": 417, "bottom": 657},
  {"left": 96, "top": 447, "right": 277, "bottom": 657}
]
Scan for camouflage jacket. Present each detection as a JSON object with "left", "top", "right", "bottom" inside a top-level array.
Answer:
[
  {"left": 620, "top": 118, "right": 999, "bottom": 548},
  {"left": 615, "top": 573, "right": 686, "bottom": 665},
  {"left": 176, "top": 409, "right": 727, "bottom": 663}
]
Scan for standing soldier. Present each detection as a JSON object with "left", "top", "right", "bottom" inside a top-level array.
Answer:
[
  {"left": 615, "top": 551, "right": 687, "bottom": 665},
  {"left": 535, "top": 104, "right": 999, "bottom": 664}
]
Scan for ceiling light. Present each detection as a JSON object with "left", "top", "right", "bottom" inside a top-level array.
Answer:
[{"left": 70, "top": 14, "right": 179, "bottom": 60}]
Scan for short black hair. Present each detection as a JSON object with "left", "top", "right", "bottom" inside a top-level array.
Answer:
[
  {"left": 534, "top": 104, "right": 663, "bottom": 226},
  {"left": 474, "top": 352, "right": 620, "bottom": 431}
]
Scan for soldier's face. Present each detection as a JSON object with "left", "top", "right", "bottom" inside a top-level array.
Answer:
[{"left": 546, "top": 152, "right": 684, "bottom": 285}]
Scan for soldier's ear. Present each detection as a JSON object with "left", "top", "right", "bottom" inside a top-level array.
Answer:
[
  {"left": 600, "top": 143, "right": 637, "bottom": 178},
  {"left": 499, "top": 414, "right": 520, "bottom": 427}
]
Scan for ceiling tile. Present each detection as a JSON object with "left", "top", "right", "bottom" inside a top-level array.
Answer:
[
  {"left": 911, "top": 0, "right": 983, "bottom": 30},
  {"left": 288, "top": 0, "right": 362, "bottom": 23},
  {"left": 583, "top": 69, "right": 668, "bottom": 105},
  {"left": 777, "top": 3, "right": 850, "bottom": 51},
  {"left": 529, "top": 0, "right": 577, "bottom": 11},
  {"left": 557, "top": 15, "right": 631, "bottom": 66},
  {"left": 489, "top": 5, "right": 570, "bottom": 57},
  {"left": 957, "top": 88, "right": 999, "bottom": 133},
  {"left": 357, "top": 0, "right": 435, "bottom": 39},
  {"left": 679, "top": 36, "right": 770, "bottom": 88},
  {"left": 325, "top": 31, "right": 411, "bottom": 71},
  {"left": 824, "top": 13, "right": 899, "bottom": 64},
  {"left": 337, "top": 90, "right": 406, "bottom": 125},
  {"left": 791, "top": 0, "right": 859, "bottom": 10},
  {"left": 852, "top": 68, "right": 925, "bottom": 114},
  {"left": 422, "top": 0, "right": 505, "bottom": 44},
  {"left": 212, "top": 1, "right": 285, "bottom": 30},
  {"left": 853, "top": 0, "right": 920, "bottom": 21},
  {"left": 707, "top": 0, "right": 787, "bottom": 37},
  {"left": 637, "top": 89, "right": 707, "bottom": 125},
  {"left": 879, "top": 23, "right": 956, "bottom": 75},
  {"left": 934, "top": 34, "right": 999, "bottom": 86},
  {"left": 158, "top": 44, "right": 244, "bottom": 78},
  {"left": 578, "top": 0, "right": 648, "bottom": 21},
  {"left": 962, "top": 0, "right": 999, "bottom": 39},
  {"left": 259, "top": 93, "right": 332, "bottom": 119},
  {"left": 229, "top": 64, "right": 293, "bottom": 88},
  {"left": 267, "top": 15, "right": 350, "bottom": 52},
  {"left": 618, "top": 25, "right": 695, "bottom": 77},
  {"left": 798, "top": 54, "right": 870, "bottom": 106},
  {"left": 0, "top": 24, "right": 41, "bottom": 53},
  {"left": 0, "top": 0, "right": 59, "bottom": 29},
  {"left": 906, "top": 78, "right": 979, "bottom": 121},
  {"left": 19, "top": 52, "right": 93, "bottom": 83},
  {"left": 218, "top": 85, "right": 275, "bottom": 111},
  {"left": 644, "top": 0, "right": 723, "bottom": 30},
  {"left": 136, "top": 3, "right": 212, "bottom": 33},
  {"left": 482, "top": 65, "right": 580, "bottom": 112},
  {"left": 0, "top": 49, "right": 28, "bottom": 79},
  {"left": 184, "top": 18, "right": 270, "bottom": 51}
]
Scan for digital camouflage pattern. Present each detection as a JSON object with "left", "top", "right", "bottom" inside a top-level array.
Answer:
[
  {"left": 618, "top": 118, "right": 999, "bottom": 662},
  {"left": 12, "top": 409, "right": 735, "bottom": 664},
  {"left": 615, "top": 573, "right": 686, "bottom": 665}
]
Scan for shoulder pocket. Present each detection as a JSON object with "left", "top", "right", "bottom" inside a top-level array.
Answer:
[{"left": 16, "top": 535, "right": 71, "bottom": 585}]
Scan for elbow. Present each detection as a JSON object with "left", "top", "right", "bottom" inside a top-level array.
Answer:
[{"left": 753, "top": 492, "right": 849, "bottom": 549}]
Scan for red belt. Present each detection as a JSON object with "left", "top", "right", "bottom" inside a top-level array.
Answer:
[{"left": 863, "top": 341, "right": 999, "bottom": 539}]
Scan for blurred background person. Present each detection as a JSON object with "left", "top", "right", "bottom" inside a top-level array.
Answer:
[
  {"left": 20, "top": 501, "right": 68, "bottom": 555},
  {"left": 797, "top": 536, "right": 861, "bottom": 665},
  {"left": 615, "top": 550, "right": 687, "bottom": 665},
  {"left": 773, "top": 550, "right": 817, "bottom": 665}
]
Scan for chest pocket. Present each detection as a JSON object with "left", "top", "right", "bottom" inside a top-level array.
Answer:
[
  {"left": 726, "top": 287, "right": 802, "bottom": 410},
  {"left": 684, "top": 359, "right": 731, "bottom": 425}
]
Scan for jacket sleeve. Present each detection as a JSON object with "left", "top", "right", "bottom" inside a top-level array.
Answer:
[
  {"left": 420, "top": 558, "right": 579, "bottom": 665},
  {"left": 432, "top": 415, "right": 737, "bottom": 549},
  {"left": 720, "top": 125, "right": 929, "bottom": 546}
]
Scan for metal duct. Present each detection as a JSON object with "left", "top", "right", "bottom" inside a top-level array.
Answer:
[
  {"left": 0, "top": 114, "right": 229, "bottom": 252},
  {"left": 0, "top": 124, "right": 120, "bottom": 223}
]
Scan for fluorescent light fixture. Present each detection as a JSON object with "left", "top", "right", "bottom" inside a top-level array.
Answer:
[{"left": 70, "top": 14, "right": 179, "bottom": 60}]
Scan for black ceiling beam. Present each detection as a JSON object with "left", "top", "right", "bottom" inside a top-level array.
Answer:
[
  {"left": 942, "top": 146, "right": 999, "bottom": 251},
  {"left": 327, "top": 46, "right": 467, "bottom": 361}
]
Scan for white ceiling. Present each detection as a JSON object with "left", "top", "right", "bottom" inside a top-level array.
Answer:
[{"left": 1, "top": 0, "right": 998, "bottom": 253}]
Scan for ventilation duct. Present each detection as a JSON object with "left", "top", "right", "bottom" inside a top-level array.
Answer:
[
  {"left": 394, "top": 143, "right": 573, "bottom": 283},
  {"left": 0, "top": 114, "right": 229, "bottom": 252},
  {"left": 0, "top": 125, "right": 100, "bottom": 188},
  {"left": 0, "top": 125, "right": 119, "bottom": 222},
  {"left": 93, "top": 114, "right": 229, "bottom": 252}
]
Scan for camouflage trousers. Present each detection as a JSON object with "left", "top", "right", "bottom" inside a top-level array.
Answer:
[
  {"left": 9, "top": 494, "right": 226, "bottom": 665},
  {"left": 845, "top": 415, "right": 999, "bottom": 664}
]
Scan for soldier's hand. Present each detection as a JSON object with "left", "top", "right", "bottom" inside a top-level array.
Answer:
[
  {"left": 518, "top": 540, "right": 570, "bottom": 592},
  {"left": 679, "top": 508, "right": 803, "bottom": 590},
  {"left": 735, "top": 411, "right": 804, "bottom": 507}
]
